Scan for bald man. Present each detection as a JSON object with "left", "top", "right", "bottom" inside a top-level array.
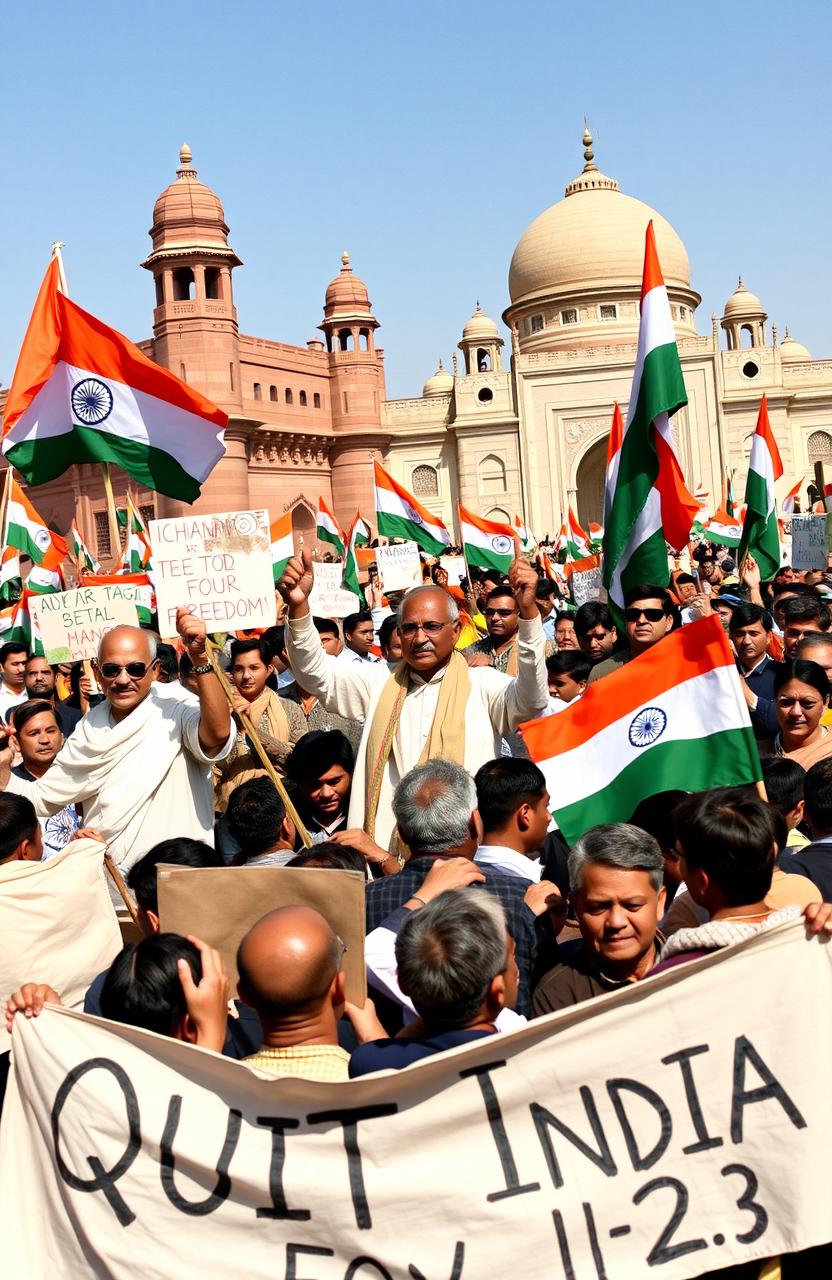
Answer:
[
  {"left": 1, "top": 609, "right": 234, "bottom": 877},
  {"left": 280, "top": 543, "right": 548, "bottom": 851},
  {"left": 237, "top": 906, "right": 350, "bottom": 1081}
]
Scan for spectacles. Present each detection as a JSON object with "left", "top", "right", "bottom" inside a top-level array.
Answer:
[
  {"left": 400, "top": 621, "right": 454, "bottom": 638},
  {"left": 484, "top": 608, "right": 515, "bottom": 618},
  {"left": 96, "top": 660, "right": 156, "bottom": 680},
  {"left": 624, "top": 607, "right": 665, "bottom": 623}
]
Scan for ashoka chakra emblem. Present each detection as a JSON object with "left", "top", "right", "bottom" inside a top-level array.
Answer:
[
  {"left": 491, "top": 535, "right": 512, "bottom": 556},
  {"left": 628, "top": 706, "right": 668, "bottom": 749},
  {"left": 404, "top": 503, "right": 424, "bottom": 526},
  {"left": 71, "top": 378, "right": 114, "bottom": 426}
]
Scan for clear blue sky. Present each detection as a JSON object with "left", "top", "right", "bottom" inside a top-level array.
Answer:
[{"left": 2, "top": 1, "right": 830, "bottom": 399}]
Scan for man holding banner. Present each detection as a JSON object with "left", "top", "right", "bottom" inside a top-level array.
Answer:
[
  {"left": 280, "top": 540, "right": 549, "bottom": 850},
  {"left": 0, "top": 609, "right": 235, "bottom": 875}
]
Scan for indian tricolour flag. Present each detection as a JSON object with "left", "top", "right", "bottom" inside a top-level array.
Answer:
[
  {"left": 6, "top": 478, "right": 64, "bottom": 565},
  {"left": 270, "top": 511, "right": 294, "bottom": 584},
  {"left": 703, "top": 506, "right": 743, "bottom": 548},
  {"left": 738, "top": 395, "right": 783, "bottom": 580},
  {"left": 2, "top": 255, "right": 227, "bottom": 502},
  {"left": 316, "top": 497, "right": 345, "bottom": 556},
  {"left": 70, "top": 521, "right": 100, "bottom": 573},
  {"left": 374, "top": 460, "right": 450, "bottom": 555},
  {"left": 459, "top": 505, "right": 516, "bottom": 575},
  {"left": 342, "top": 513, "right": 367, "bottom": 604},
  {"left": 8, "top": 591, "right": 45, "bottom": 657},
  {"left": 519, "top": 614, "right": 761, "bottom": 845},
  {"left": 0, "top": 547, "right": 21, "bottom": 605},
  {"left": 603, "top": 223, "right": 699, "bottom": 618}
]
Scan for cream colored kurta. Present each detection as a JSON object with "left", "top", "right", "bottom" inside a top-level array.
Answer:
[
  {"left": 286, "top": 611, "right": 548, "bottom": 849},
  {"left": 6, "top": 683, "right": 236, "bottom": 874}
]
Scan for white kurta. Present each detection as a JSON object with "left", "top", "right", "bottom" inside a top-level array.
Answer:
[
  {"left": 6, "top": 683, "right": 235, "bottom": 873},
  {"left": 286, "top": 611, "right": 548, "bottom": 848}
]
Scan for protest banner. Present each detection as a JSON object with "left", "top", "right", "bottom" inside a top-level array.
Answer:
[
  {"left": 308, "top": 560, "right": 362, "bottom": 618},
  {"left": 0, "top": 839, "right": 122, "bottom": 1054},
  {"left": 790, "top": 514, "right": 827, "bottom": 571},
  {"left": 2, "top": 919, "right": 831, "bottom": 1278},
  {"left": 29, "top": 585, "right": 142, "bottom": 663},
  {"left": 571, "top": 558, "right": 604, "bottom": 607},
  {"left": 375, "top": 540, "right": 423, "bottom": 592},
  {"left": 157, "top": 865, "right": 366, "bottom": 1004},
  {"left": 149, "top": 509, "right": 275, "bottom": 633},
  {"left": 440, "top": 554, "right": 467, "bottom": 584}
]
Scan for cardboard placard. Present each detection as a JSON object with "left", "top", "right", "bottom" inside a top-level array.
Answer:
[
  {"left": 375, "top": 540, "right": 423, "bottom": 591},
  {"left": 439, "top": 554, "right": 467, "bottom": 585},
  {"left": 30, "top": 585, "right": 141, "bottom": 663},
  {"left": 156, "top": 864, "right": 366, "bottom": 1003},
  {"left": 571, "top": 564, "right": 604, "bottom": 607},
  {"left": 308, "top": 560, "right": 362, "bottom": 617},
  {"left": 149, "top": 509, "right": 275, "bottom": 634},
  {"left": 790, "top": 515, "right": 827, "bottom": 571}
]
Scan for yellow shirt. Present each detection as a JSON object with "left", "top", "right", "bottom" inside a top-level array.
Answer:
[{"left": 244, "top": 1044, "right": 351, "bottom": 1082}]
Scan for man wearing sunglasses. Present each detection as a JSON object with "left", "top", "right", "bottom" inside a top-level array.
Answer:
[
  {"left": 589, "top": 584, "right": 674, "bottom": 683},
  {"left": 463, "top": 586, "right": 554, "bottom": 674},
  {"left": 0, "top": 608, "right": 234, "bottom": 880},
  {"left": 280, "top": 539, "right": 549, "bottom": 852}
]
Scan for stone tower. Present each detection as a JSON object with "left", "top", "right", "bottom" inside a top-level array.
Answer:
[
  {"left": 142, "top": 145, "right": 251, "bottom": 516},
  {"left": 319, "top": 252, "right": 388, "bottom": 530}
]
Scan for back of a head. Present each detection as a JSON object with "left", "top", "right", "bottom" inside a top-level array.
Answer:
[
  {"left": 395, "top": 888, "right": 507, "bottom": 1027},
  {"left": 673, "top": 787, "right": 775, "bottom": 906},
  {"left": 629, "top": 791, "right": 688, "bottom": 852},
  {"left": 127, "top": 837, "right": 221, "bottom": 914},
  {"left": 474, "top": 757, "right": 546, "bottom": 831},
  {"left": 568, "top": 823, "right": 664, "bottom": 896},
  {"left": 287, "top": 842, "right": 365, "bottom": 873},
  {"left": 226, "top": 777, "right": 287, "bottom": 856},
  {"left": 574, "top": 601, "right": 614, "bottom": 636},
  {"left": 760, "top": 757, "right": 805, "bottom": 820},
  {"left": 285, "top": 730, "right": 354, "bottom": 785},
  {"left": 393, "top": 759, "right": 476, "bottom": 855},
  {"left": 100, "top": 934, "right": 200, "bottom": 1037},
  {"left": 0, "top": 792, "right": 38, "bottom": 863},
  {"left": 535, "top": 579, "right": 556, "bottom": 602},
  {"left": 262, "top": 625, "right": 286, "bottom": 662},
  {"left": 236, "top": 905, "right": 341, "bottom": 1021},
  {"left": 378, "top": 614, "right": 400, "bottom": 653},
  {"left": 313, "top": 616, "right": 341, "bottom": 640},
  {"left": 803, "top": 759, "right": 832, "bottom": 835},
  {"left": 155, "top": 642, "right": 179, "bottom": 682}
]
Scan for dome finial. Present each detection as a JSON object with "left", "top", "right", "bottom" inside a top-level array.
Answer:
[
  {"left": 177, "top": 143, "right": 197, "bottom": 180},
  {"left": 582, "top": 118, "right": 597, "bottom": 173},
  {"left": 737, "top": 275, "right": 744, "bottom": 290},
  {"left": 341, "top": 250, "right": 352, "bottom": 273}
]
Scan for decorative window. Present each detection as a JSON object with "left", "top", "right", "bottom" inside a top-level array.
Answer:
[
  {"left": 299, "top": 390, "right": 308, "bottom": 407},
  {"left": 412, "top": 465, "right": 439, "bottom": 497},
  {"left": 253, "top": 383, "right": 262, "bottom": 401},
  {"left": 808, "top": 431, "right": 832, "bottom": 464},
  {"left": 560, "top": 309, "right": 578, "bottom": 326},
  {"left": 269, "top": 386, "right": 278, "bottom": 402},
  {"left": 313, "top": 393, "right": 322, "bottom": 409},
  {"left": 479, "top": 453, "right": 507, "bottom": 493},
  {"left": 530, "top": 314, "right": 545, "bottom": 333},
  {"left": 599, "top": 304, "right": 617, "bottom": 321},
  {"left": 140, "top": 504, "right": 155, "bottom": 527},
  {"left": 285, "top": 388, "right": 293, "bottom": 405},
  {"left": 94, "top": 511, "right": 112, "bottom": 559}
]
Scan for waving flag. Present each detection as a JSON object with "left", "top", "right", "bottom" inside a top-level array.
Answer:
[
  {"left": 0, "top": 547, "right": 21, "bottom": 605},
  {"left": 375, "top": 460, "right": 450, "bottom": 555},
  {"left": 70, "top": 521, "right": 100, "bottom": 574},
  {"left": 603, "top": 224, "right": 699, "bottom": 615},
  {"left": 116, "top": 495, "right": 152, "bottom": 575},
  {"left": 8, "top": 591, "right": 46, "bottom": 657},
  {"left": 6, "top": 478, "right": 66, "bottom": 567},
  {"left": 270, "top": 512, "right": 295, "bottom": 585},
  {"left": 3, "top": 256, "right": 226, "bottom": 502},
  {"left": 567, "top": 507, "right": 590, "bottom": 559},
  {"left": 316, "top": 497, "right": 345, "bottom": 556},
  {"left": 603, "top": 402, "right": 624, "bottom": 531},
  {"left": 459, "top": 506, "right": 515, "bottom": 576},
  {"left": 738, "top": 396, "right": 783, "bottom": 579},
  {"left": 780, "top": 479, "right": 803, "bottom": 519},
  {"left": 703, "top": 507, "right": 743, "bottom": 548},
  {"left": 342, "top": 514, "right": 367, "bottom": 605}
]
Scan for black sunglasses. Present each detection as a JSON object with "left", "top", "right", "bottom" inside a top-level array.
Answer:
[
  {"left": 624, "top": 607, "right": 665, "bottom": 623},
  {"left": 96, "top": 660, "right": 157, "bottom": 680}
]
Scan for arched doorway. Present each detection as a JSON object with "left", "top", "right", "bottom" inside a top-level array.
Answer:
[
  {"left": 290, "top": 500, "right": 315, "bottom": 551},
  {"left": 575, "top": 436, "right": 608, "bottom": 524}
]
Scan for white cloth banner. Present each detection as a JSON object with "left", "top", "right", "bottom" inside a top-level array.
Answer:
[{"left": 1, "top": 920, "right": 831, "bottom": 1278}]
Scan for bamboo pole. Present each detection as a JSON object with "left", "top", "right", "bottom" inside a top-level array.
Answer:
[
  {"left": 206, "top": 642, "right": 313, "bottom": 848},
  {"left": 104, "top": 853, "right": 140, "bottom": 924}
]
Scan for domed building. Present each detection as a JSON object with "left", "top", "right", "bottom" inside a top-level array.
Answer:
[{"left": 4, "top": 135, "right": 832, "bottom": 559}]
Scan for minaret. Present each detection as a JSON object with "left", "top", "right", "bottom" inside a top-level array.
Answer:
[
  {"left": 319, "top": 252, "right": 388, "bottom": 529},
  {"left": 142, "top": 146, "right": 251, "bottom": 514}
]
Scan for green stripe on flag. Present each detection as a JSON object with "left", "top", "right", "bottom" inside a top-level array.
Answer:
[
  {"left": 463, "top": 542, "right": 513, "bottom": 575},
  {"left": 6, "top": 427, "right": 202, "bottom": 503},
  {"left": 738, "top": 468, "right": 780, "bottom": 580},
  {"left": 377, "top": 510, "right": 446, "bottom": 556},
  {"left": 550, "top": 726, "right": 761, "bottom": 845},
  {"left": 607, "top": 526, "right": 669, "bottom": 629}
]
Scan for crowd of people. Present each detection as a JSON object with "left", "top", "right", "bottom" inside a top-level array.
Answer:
[{"left": 2, "top": 536, "right": 832, "bottom": 1274}]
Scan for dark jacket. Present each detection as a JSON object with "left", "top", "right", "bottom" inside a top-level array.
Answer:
[{"left": 778, "top": 838, "right": 832, "bottom": 902}]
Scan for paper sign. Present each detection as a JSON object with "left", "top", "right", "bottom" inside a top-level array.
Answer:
[
  {"left": 440, "top": 554, "right": 467, "bottom": 584},
  {"left": 156, "top": 864, "right": 366, "bottom": 1003},
  {"left": 4, "top": 920, "right": 832, "bottom": 1277},
  {"left": 790, "top": 515, "right": 827, "bottom": 571},
  {"left": 30, "top": 585, "right": 142, "bottom": 663},
  {"left": 571, "top": 564, "right": 603, "bottom": 607},
  {"left": 376, "top": 540, "right": 423, "bottom": 591},
  {"left": 308, "top": 560, "right": 362, "bottom": 617},
  {"left": 149, "top": 509, "right": 275, "bottom": 633}
]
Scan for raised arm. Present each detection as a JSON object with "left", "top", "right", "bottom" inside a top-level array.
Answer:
[
  {"left": 279, "top": 546, "right": 378, "bottom": 719},
  {"left": 176, "top": 607, "right": 232, "bottom": 757},
  {"left": 481, "top": 540, "right": 549, "bottom": 732}
]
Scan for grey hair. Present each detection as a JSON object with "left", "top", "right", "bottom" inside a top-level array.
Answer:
[
  {"left": 395, "top": 888, "right": 507, "bottom": 1025},
  {"left": 97, "top": 627, "right": 158, "bottom": 663},
  {"left": 397, "top": 584, "right": 460, "bottom": 627},
  {"left": 795, "top": 632, "right": 832, "bottom": 654},
  {"left": 392, "top": 759, "right": 476, "bottom": 855},
  {"left": 568, "top": 823, "right": 664, "bottom": 895}
]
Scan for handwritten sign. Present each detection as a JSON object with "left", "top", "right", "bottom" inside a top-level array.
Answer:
[
  {"left": 376, "top": 540, "right": 423, "bottom": 591},
  {"left": 791, "top": 515, "right": 827, "bottom": 571},
  {"left": 149, "top": 510, "right": 275, "bottom": 633},
  {"left": 572, "top": 564, "right": 604, "bottom": 607},
  {"left": 440, "top": 554, "right": 467, "bottom": 584},
  {"left": 3, "top": 921, "right": 832, "bottom": 1277},
  {"left": 30, "top": 585, "right": 142, "bottom": 663},
  {"left": 308, "top": 560, "right": 361, "bottom": 618}
]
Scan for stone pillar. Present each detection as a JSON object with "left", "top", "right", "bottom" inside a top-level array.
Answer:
[{"left": 156, "top": 419, "right": 254, "bottom": 519}]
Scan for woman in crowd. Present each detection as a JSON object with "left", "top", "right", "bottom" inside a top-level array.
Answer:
[{"left": 762, "top": 659, "right": 832, "bottom": 768}]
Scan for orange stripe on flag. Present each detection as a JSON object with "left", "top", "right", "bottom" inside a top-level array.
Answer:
[
  {"left": 520, "top": 615, "right": 735, "bottom": 757},
  {"left": 458, "top": 504, "right": 515, "bottom": 537},
  {"left": 374, "top": 459, "right": 440, "bottom": 527},
  {"left": 641, "top": 221, "right": 664, "bottom": 297}
]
